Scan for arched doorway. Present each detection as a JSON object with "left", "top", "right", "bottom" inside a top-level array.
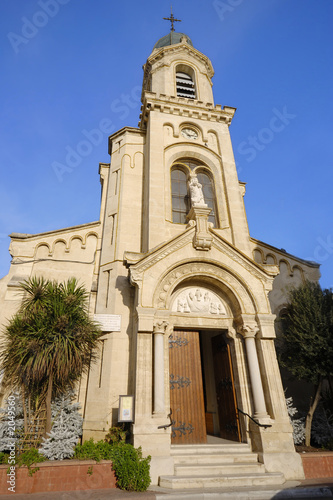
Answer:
[{"left": 169, "top": 328, "right": 241, "bottom": 445}]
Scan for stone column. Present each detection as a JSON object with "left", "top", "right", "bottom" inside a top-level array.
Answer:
[
  {"left": 238, "top": 322, "right": 269, "bottom": 420},
  {"left": 153, "top": 320, "right": 169, "bottom": 414}
]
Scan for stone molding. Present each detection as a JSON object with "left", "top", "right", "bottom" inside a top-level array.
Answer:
[
  {"left": 211, "top": 234, "right": 276, "bottom": 283},
  {"left": 147, "top": 43, "right": 214, "bottom": 78},
  {"left": 126, "top": 228, "right": 195, "bottom": 281},
  {"left": 256, "top": 313, "right": 277, "bottom": 339},
  {"left": 139, "top": 92, "right": 235, "bottom": 129},
  {"left": 154, "top": 261, "right": 255, "bottom": 314},
  {"left": 126, "top": 226, "right": 271, "bottom": 289}
]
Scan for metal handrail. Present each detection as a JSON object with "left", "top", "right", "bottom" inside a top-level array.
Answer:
[
  {"left": 157, "top": 409, "right": 173, "bottom": 429},
  {"left": 237, "top": 408, "right": 272, "bottom": 429}
]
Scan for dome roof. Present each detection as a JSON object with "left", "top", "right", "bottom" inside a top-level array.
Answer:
[{"left": 153, "top": 32, "right": 193, "bottom": 50}]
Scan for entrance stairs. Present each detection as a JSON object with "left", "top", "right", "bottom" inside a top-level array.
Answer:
[{"left": 159, "top": 442, "right": 285, "bottom": 490}]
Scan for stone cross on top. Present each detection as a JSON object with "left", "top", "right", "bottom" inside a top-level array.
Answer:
[{"left": 163, "top": 6, "right": 181, "bottom": 32}]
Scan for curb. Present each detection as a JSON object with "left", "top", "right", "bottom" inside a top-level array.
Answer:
[{"left": 154, "top": 486, "right": 333, "bottom": 499}]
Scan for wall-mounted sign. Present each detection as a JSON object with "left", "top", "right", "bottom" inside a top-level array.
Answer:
[
  {"left": 118, "top": 395, "right": 134, "bottom": 423},
  {"left": 94, "top": 314, "right": 121, "bottom": 332}
]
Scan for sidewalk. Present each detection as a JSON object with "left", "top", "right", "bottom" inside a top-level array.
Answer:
[
  {"left": 0, "top": 488, "right": 156, "bottom": 499},
  {"left": 0, "top": 478, "right": 332, "bottom": 500}
]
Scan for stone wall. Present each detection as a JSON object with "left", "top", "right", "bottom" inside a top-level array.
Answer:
[
  {"left": 0, "top": 460, "right": 116, "bottom": 495},
  {"left": 301, "top": 452, "right": 333, "bottom": 479}
]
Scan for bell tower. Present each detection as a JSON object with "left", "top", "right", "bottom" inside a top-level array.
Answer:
[{"left": 138, "top": 31, "right": 252, "bottom": 255}]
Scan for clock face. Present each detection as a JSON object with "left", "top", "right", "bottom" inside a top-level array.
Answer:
[{"left": 181, "top": 128, "right": 198, "bottom": 140}]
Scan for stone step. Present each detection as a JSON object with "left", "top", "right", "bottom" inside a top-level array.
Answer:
[
  {"left": 159, "top": 472, "right": 285, "bottom": 490},
  {"left": 171, "top": 443, "right": 252, "bottom": 456},
  {"left": 174, "top": 462, "right": 265, "bottom": 476},
  {"left": 173, "top": 452, "right": 259, "bottom": 465}
]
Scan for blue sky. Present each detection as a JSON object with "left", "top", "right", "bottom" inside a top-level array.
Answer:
[{"left": 0, "top": 0, "right": 332, "bottom": 289}]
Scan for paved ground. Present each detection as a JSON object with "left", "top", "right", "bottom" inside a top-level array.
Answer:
[
  {"left": 1, "top": 478, "right": 333, "bottom": 500},
  {"left": 0, "top": 489, "right": 156, "bottom": 499}
]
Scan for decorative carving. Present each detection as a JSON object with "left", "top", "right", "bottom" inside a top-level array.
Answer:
[
  {"left": 169, "top": 374, "right": 191, "bottom": 390},
  {"left": 237, "top": 323, "right": 259, "bottom": 338},
  {"left": 129, "top": 269, "right": 143, "bottom": 285},
  {"left": 186, "top": 219, "right": 196, "bottom": 228},
  {"left": 153, "top": 320, "right": 169, "bottom": 334},
  {"left": 156, "top": 261, "right": 254, "bottom": 313},
  {"left": 187, "top": 206, "right": 212, "bottom": 251},
  {"left": 188, "top": 174, "right": 207, "bottom": 208},
  {"left": 169, "top": 334, "right": 189, "bottom": 348},
  {"left": 172, "top": 287, "right": 226, "bottom": 315}
]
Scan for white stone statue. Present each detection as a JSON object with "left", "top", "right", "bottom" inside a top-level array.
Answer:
[{"left": 188, "top": 174, "right": 207, "bottom": 207}]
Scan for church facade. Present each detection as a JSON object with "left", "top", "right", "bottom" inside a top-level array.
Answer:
[{"left": 0, "top": 31, "right": 320, "bottom": 486}]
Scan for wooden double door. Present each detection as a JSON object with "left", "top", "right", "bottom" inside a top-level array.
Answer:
[{"left": 169, "top": 330, "right": 241, "bottom": 444}]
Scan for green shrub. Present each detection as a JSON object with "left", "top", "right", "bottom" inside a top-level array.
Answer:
[
  {"left": 16, "top": 448, "right": 47, "bottom": 476},
  {"left": 104, "top": 425, "right": 127, "bottom": 445},
  {"left": 73, "top": 438, "right": 113, "bottom": 461},
  {"left": 73, "top": 439, "right": 151, "bottom": 491},
  {"left": 110, "top": 444, "right": 151, "bottom": 492}
]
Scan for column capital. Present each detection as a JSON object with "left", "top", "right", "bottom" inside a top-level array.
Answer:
[
  {"left": 236, "top": 315, "right": 259, "bottom": 338},
  {"left": 153, "top": 320, "right": 169, "bottom": 335},
  {"left": 237, "top": 323, "right": 259, "bottom": 338}
]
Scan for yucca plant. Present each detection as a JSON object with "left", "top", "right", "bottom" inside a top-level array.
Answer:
[{"left": 0, "top": 277, "right": 103, "bottom": 435}]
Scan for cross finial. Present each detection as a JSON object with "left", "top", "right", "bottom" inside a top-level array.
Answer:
[{"left": 163, "top": 5, "right": 181, "bottom": 32}]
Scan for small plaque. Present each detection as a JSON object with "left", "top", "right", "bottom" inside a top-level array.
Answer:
[
  {"left": 118, "top": 395, "right": 134, "bottom": 423},
  {"left": 94, "top": 314, "right": 121, "bottom": 332}
]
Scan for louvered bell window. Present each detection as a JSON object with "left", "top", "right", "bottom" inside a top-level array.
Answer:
[{"left": 176, "top": 72, "right": 196, "bottom": 99}]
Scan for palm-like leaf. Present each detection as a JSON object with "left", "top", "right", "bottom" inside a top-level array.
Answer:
[{"left": 0, "top": 277, "right": 103, "bottom": 433}]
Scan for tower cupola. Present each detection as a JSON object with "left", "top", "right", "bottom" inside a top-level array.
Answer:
[
  {"left": 153, "top": 32, "right": 193, "bottom": 50},
  {"left": 141, "top": 32, "right": 215, "bottom": 112}
]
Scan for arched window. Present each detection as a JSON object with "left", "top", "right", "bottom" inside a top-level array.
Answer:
[
  {"left": 171, "top": 169, "right": 189, "bottom": 223},
  {"left": 171, "top": 160, "right": 217, "bottom": 226},
  {"left": 176, "top": 72, "right": 196, "bottom": 99}
]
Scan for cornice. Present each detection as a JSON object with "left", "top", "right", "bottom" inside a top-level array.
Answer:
[
  {"left": 124, "top": 224, "right": 277, "bottom": 293},
  {"left": 147, "top": 43, "right": 214, "bottom": 79},
  {"left": 139, "top": 92, "right": 236, "bottom": 129},
  {"left": 210, "top": 230, "right": 279, "bottom": 282},
  {"left": 108, "top": 127, "right": 146, "bottom": 155},
  {"left": 124, "top": 227, "right": 195, "bottom": 276},
  {"left": 9, "top": 221, "right": 101, "bottom": 241},
  {"left": 250, "top": 236, "right": 320, "bottom": 268}
]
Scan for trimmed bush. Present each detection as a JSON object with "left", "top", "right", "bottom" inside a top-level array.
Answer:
[{"left": 73, "top": 439, "right": 151, "bottom": 491}]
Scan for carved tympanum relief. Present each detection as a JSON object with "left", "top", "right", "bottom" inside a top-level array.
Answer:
[{"left": 171, "top": 286, "right": 226, "bottom": 315}]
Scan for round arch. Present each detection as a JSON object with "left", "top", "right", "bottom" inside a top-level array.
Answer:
[
  {"left": 164, "top": 143, "right": 229, "bottom": 229},
  {"left": 153, "top": 260, "right": 257, "bottom": 317}
]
